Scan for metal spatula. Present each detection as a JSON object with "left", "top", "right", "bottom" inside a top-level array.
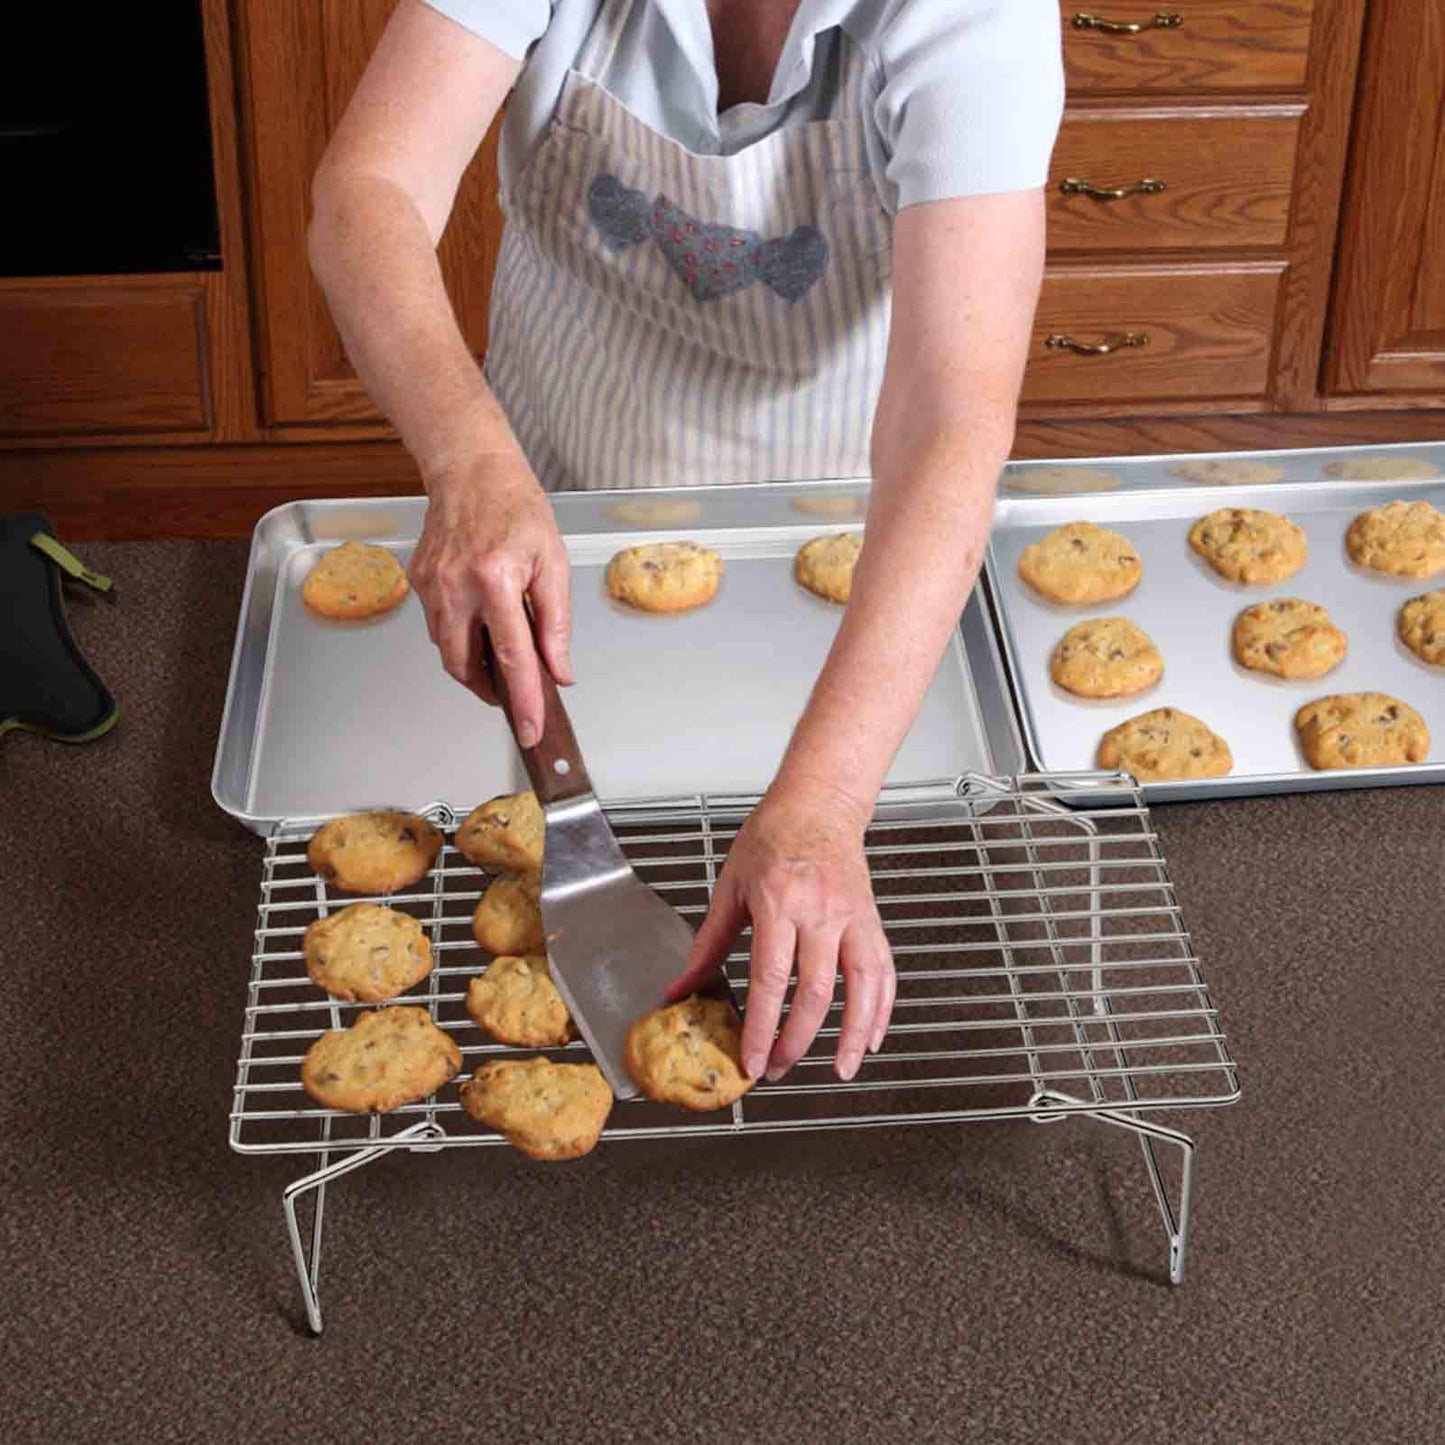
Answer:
[{"left": 484, "top": 630, "right": 721, "bottom": 1099}]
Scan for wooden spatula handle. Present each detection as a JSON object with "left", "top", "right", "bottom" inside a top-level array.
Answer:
[{"left": 483, "top": 622, "right": 592, "bottom": 806}]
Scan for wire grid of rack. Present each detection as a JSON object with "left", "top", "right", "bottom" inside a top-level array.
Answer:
[{"left": 232, "top": 773, "right": 1240, "bottom": 1331}]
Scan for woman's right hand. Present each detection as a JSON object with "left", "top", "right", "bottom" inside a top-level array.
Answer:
[{"left": 408, "top": 451, "right": 573, "bottom": 748}]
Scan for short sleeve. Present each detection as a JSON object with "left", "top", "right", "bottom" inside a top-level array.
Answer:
[
  {"left": 422, "top": 0, "right": 554, "bottom": 62},
  {"left": 869, "top": 0, "right": 1064, "bottom": 212}
]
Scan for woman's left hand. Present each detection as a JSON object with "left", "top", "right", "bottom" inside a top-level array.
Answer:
[{"left": 668, "top": 783, "right": 896, "bottom": 1081}]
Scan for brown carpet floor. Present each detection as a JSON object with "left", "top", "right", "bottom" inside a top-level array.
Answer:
[{"left": 2, "top": 540, "right": 1441, "bottom": 1445}]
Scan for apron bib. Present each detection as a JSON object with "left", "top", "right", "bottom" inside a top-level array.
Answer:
[{"left": 484, "top": 0, "right": 893, "bottom": 490}]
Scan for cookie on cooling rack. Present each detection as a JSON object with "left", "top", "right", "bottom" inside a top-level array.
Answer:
[
  {"left": 1049, "top": 617, "right": 1163, "bottom": 699},
  {"left": 301, "top": 1006, "right": 461, "bottom": 1114},
  {"left": 459, "top": 1058, "right": 613, "bottom": 1160},
  {"left": 303, "top": 903, "right": 432, "bottom": 1002},
  {"left": 472, "top": 873, "right": 546, "bottom": 955},
  {"left": 1188, "top": 508, "right": 1307, "bottom": 585},
  {"left": 456, "top": 790, "right": 544, "bottom": 874},
  {"left": 1017, "top": 523, "right": 1143, "bottom": 605},
  {"left": 306, "top": 810, "right": 443, "bottom": 895},
  {"left": 301, "top": 541, "right": 409, "bottom": 621},
  {"left": 1231, "top": 598, "right": 1347, "bottom": 680},
  {"left": 1345, "top": 501, "right": 1445, "bottom": 579},
  {"left": 605, "top": 541, "right": 723, "bottom": 613},
  {"left": 1294, "top": 692, "right": 1429, "bottom": 770},
  {"left": 624, "top": 995, "right": 754, "bottom": 1112},
  {"left": 467, "top": 954, "right": 573, "bottom": 1047},
  {"left": 795, "top": 532, "right": 862, "bottom": 604},
  {"left": 1097, "top": 708, "right": 1233, "bottom": 783},
  {"left": 1398, "top": 589, "right": 1445, "bottom": 666}
]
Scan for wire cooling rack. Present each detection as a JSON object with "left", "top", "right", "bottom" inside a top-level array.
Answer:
[{"left": 232, "top": 774, "right": 1239, "bottom": 1328}]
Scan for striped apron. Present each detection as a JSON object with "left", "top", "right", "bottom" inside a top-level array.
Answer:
[{"left": 484, "top": 0, "right": 893, "bottom": 490}]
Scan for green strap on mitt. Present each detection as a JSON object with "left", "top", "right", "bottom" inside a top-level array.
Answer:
[{"left": 1, "top": 513, "right": 119, "bottom": 744}]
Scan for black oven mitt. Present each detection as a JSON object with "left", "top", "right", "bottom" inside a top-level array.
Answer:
[{"left": 1, "top": 513, "right": 119, "bottom": 743}]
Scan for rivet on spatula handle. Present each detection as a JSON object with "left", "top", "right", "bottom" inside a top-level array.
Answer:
[{"left": 482, "top": 622, "right": 592, "bottom": 806}]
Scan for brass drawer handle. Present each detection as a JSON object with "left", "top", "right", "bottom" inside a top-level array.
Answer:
[
  {"left": 1072, "top": 11, "right": 1184, "bottom": 35},
  {"left": 1059, "top": 176, "right": 1167, "bottom": 201},
  {"left": 1046, "top": 332, "right": 1151, "bottom": 356}
]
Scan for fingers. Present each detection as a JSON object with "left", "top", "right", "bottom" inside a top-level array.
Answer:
[
  {"left": 836, "top": 926, "right": 889, "bottom": 1080},
  {"left": 767, "top": 923, "right": 840, "bottom": 1081},
  {"left": 740, "top": 912, "right": 797, "bottom": 1080},
  {"left": 871, "top": 942, "right": 897, "bottom": 1054},
  {"left": 666, "top": 876, "right": 744, "bottom": 1003},
  {"left": 528, "top": 545, "right": 574, "bottom": 687},
  {"left": 481, "top": 583, "right": 545, "bottom": 748}
]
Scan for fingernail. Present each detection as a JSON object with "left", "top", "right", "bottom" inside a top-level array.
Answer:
[
  {"left": 764, "top": 1063, "right": 786, "bottom": 1083},
  {"left": 744, "top": 1052, "right": 766, "bottom": 1079},
  {"left": 517, "top": 721, "right": 540, "bottom": 749},
  {"left": 838, "top": 1056, "right": 860, "bottom": 1082}
]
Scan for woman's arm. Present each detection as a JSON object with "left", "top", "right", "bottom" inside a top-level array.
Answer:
[
  {"left": 308, "top": 0, "right": 567, "bottom": 744},
  {"left": 676, "top": 190, "right": 1048, "bottom": 1081}
]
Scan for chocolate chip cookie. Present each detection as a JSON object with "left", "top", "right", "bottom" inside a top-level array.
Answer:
[
  {"left": 1017, "top": 522, "right": 1143, "bottom": 605},
  {"left": 301, "top": 1006, "right": 461, "bottom": 1114},
  {"left": 795, "top": 532, "right": 862, "bottom": 604},
  {"left": 624, "top": 995, "right": 755, "bottom": 1112},
  {"left": 1231, "top": 598, "right": 1347, "bottom": 680},
  {"left": 472, "top": 873, "right": 546, "bottom": 955},
  {"left": 1294, "top": 693, "right": 1430, "bottom": 770},
  {"left": 306, "top": 810, "right": 443, "bottom": 895},
  {"left": 605, "top": 541, "right": 723, "bottom": 613},
  {"left": 456, "top": 790, "right": 544, "bottom": 874},
  {"left": 1345, "top": 501, "right": 1445, "bottom": 579},
  {"left": 303, "top": 903, "right": 433, "bottom": 1003},
  {"left": 301, "top": 541, "right": 409, "bottom": 621},
  {"left": 1398, "top": 589, "right": 1445, "bottom": 666},
  {"left": 1188, "top": 508, "right": 1307, "bottom": 585},
  {"left": 459, "top": 1058, "right": 613, "bottom": 1160},
  {"left": 1049, "top": 617, "right": 1163, "bottom": 699},
  {"left": 466, "top": 954, "right": 573, "bottom": 1048},
  {"left": 1097, "top": 708, "right": 1233, "bottom": 782}
]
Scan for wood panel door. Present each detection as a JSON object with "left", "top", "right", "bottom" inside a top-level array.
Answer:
[
  {"left": 1324, "top": 4, "right": 1445, "bottom": 400},
  {"left": 238, "top": 0, "right": 503, "bottom": 432}
]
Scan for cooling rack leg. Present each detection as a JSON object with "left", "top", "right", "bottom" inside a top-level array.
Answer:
[
  {"left": 1088, "top": 1109, "right": 1195, "bottom": 1286},
  {"left": 280, "top": 1122, "right": 448, "bottom": 1335}
]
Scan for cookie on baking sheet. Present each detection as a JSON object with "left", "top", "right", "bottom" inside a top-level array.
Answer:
[
  {"left": 1398, "top": 590, "right": 1445, "bottom": 666},
  {"left": 795, "top": 532, "right": 862, "bottom": 604},
  {"left": 307, "top": 810, "right": 443, "bottom": 895},
  {"left": 1231, "top": 598, "right": 1347, "bottom": 681},
  {"left": 1017, "top": 522, "right": 1143, "bottom": 605},
  {"left": 1097, "top": 708, "right": 1233, "bottom": 783},
  {"left": 1325, "top": 455, "right": 1440, "bottom": 482},
  {"left": 459, "top": 1058, "right": 612, "bottom": 1160},
  {"left": 791, "top": 493, "right": 866, "bottom": 519},
  {"left": 1049, "top": 617, "right": 1163, "bottom": 699},
  {"left": 456, "top": 790, "right": 544, "bottom": 874},
  {"left": 301, "top": 541, "right": 409, "bottom": 621},
  {"left": 301, "top": 1006, "right": 461, "bottom": 1114},
  {"left": 1004, "top": 465, "right": 1121, "bottom": 496},
  {"left": 624, "top": 995, "right": 755, "bottom": 1112},
  {"left": 1294, "top": 693, "right": 1430, "bottom": 770},
  {"left": 472, "top": 873, "right": 546, "bottom": 955},
  {"left": 467, "top": 954, "right": 573, "bottom": 1047},
  {"left": 303, "top": 903, "right": 432, "bottom": 1003},
  {"left": 1188, "top": 508, "right": 1307, "bottom": 585},
  {"left": 1345, "top": 501, "right": 1445, "bottom": 579},
  {"left": 1170, "top": 459, "right": 1285, "bottom": 486},
  {"left": 605, "top": 541, "right": 723, "bottom": 613},
  {"left": 603, "top": 498, "right": 704, "bottom": 527}
]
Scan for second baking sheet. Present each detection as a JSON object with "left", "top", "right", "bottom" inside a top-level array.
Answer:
[{"left": 987, "top": 478, "right": 1445, "bottom": 796}]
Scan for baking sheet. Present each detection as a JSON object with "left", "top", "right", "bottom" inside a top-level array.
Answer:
[
  {"left": 213, "top": 483, "right": 1020, "bottom": 830},
  {"left": 988, "top": 470, "right": 1445, "bottom": 802}
]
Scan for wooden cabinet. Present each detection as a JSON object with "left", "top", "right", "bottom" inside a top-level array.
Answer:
[
  {"left": 236, "top": 0, "right": 503, "bottom": 430},
  {"left": 1323, "top": 3, "right": 1445, "bottom": 401}
]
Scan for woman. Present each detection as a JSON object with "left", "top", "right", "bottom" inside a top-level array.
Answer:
[{"left": 308, "top": 0, "right": 1064, "bottom": 1085}]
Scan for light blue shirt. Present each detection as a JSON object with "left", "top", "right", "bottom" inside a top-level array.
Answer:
[{"left": 423, "top": 0, "right": 1064, "bottom": 213}]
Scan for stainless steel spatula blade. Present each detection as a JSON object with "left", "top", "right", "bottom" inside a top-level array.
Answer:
[{"left": 484, "top": 630, "right": 724, "bottom": 1099}]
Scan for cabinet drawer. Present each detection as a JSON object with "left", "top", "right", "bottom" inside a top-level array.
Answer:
[
  {"left": 1049, "top": 106, "right": 1302, "bottom": 252},
  {"left": 0, "top": 279, "right": 211, "bottom": 438},
  {"left": 1023, "top": 262, "right": 1285, "bottom": 405},
  {"left": 1062, "top": 2, "right": 1315, "bottom": 93}
]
